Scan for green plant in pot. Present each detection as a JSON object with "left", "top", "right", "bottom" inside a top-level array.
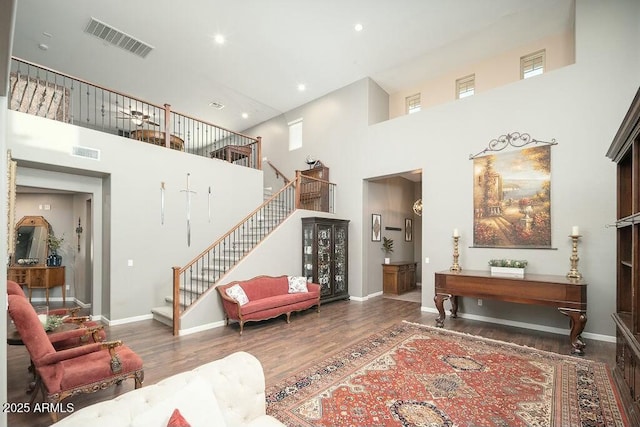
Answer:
[
  {"left": 47, "top": 233, "right": 64, "bottom": 267},
  {"left": 381, "top": 237, "right": 394, "bottom": 264}
]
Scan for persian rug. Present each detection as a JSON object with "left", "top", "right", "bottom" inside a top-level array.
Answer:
[{"left": 266, "top": 321, "right": 628, "bottom": 427}]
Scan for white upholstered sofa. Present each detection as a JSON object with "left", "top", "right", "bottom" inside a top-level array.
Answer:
[{"left": 51, "top": 351, "right": 284, "bottom": 427}]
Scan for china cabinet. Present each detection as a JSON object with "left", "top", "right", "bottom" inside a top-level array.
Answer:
[
  {"left": 302, "top": 217, "right": 349, "bottom": 302},
  {"left": 607, "top": 87, "right": 640, "bottom": 425}
]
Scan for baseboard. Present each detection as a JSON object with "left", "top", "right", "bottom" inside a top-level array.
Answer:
[
  {"left": 350, "top": 291, "right": 383, "bottom": 302},
  {"left": 179, "top": 320, "right": 226, "bottom": 336},
  {"left": 420, "top": 306, "right": 615, "bottom": 343},
  {"left": 104, "top": 313, "right": 154, "bottom": 326}
]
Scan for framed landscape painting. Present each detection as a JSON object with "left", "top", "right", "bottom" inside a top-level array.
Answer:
[{"left": 473, "top": 145, "right": 551, "bottom": 248}]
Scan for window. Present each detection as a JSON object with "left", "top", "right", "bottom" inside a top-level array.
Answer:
[
  {"left": 456, "top": 74, "right": 475, "bottom": 99},
  {"left": 405, "top": 93, "right": 421, "bottom": 114},
  {"left": 288, "top": 118, "right": 303, "bottom": 151},
  {"left": 521, "top": 49, "right": 545, "bottom": 79}
]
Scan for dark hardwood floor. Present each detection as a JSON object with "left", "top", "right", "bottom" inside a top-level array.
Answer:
[{"left": 6, "top": 296, "right": 616, "bottom": 427}]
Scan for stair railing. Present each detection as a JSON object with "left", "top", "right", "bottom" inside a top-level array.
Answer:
[{"left": 171, "top": 179, "right": 297, "bottom": 335}]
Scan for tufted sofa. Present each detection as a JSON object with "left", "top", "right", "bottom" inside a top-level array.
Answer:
[
  {"left": 51, "top": 351, "right": 284, "bottom": 427},
  {"left": 217, "top": 275, "right": 321, "bottom": 335}
]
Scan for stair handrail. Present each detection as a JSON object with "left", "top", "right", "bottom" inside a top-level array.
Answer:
[
  {"left": 266, "top": 160, "right": 291, "bottom": 184},
  {"left": 171, "top": 178, "right": 298, "bottom": 335}
]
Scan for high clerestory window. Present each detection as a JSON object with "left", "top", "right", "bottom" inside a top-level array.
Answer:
[
  {"left": 288, "top": 118, "right": 303, "bottom": 151},
  {"left": 456, "top": 74, "right": 475, "bottom": 99},
  {"left": 521, "top": 49, "right": 545, "bottom": 79},
  {"left": 405, "top": 93, "right": 421, "bottom": 114}
]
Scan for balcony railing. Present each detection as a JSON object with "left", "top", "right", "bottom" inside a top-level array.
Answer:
[{"left": 8, "top": 57, "right": 261, "bottom": 168}]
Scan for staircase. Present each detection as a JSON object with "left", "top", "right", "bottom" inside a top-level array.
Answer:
[{"left": 151, "top": 183, "right": 295, "bottom": 329}]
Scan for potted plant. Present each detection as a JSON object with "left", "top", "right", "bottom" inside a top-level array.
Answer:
[
  {"left": 488, "top": 259, "right": 527, "bottom": 277},
  {"left": 381, "top": 237, "right": 394, "bottom": 264},
  {"left": 47, "top": 233, "right": 64, "bottom": 266}
]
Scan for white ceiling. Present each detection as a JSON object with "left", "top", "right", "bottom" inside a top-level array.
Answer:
[{"left": 9, "top": 0, "right": 573, "bottom": 131}]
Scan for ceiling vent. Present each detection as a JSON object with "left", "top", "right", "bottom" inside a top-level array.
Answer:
[
  {"left": 208, "top": 101, "right": 225, "bottom": 110},
  {"left": 84, "top": 17, "right": 154, "bottom": 58}
]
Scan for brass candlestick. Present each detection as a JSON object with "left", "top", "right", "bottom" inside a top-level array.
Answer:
[
  {"left": 566, "top": 235, "right": 582, "bottom": 280},
  {"left": 450, "top": 236, "right": 462, "bottom": 272}
]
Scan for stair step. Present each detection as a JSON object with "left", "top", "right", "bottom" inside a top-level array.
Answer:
[{"left": 151, "top": 305, "right": 173, "bottom": 326}]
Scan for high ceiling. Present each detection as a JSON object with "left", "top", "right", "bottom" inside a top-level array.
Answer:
[{"left": 9, "top": 0, "right": 573, "bottom": 131}]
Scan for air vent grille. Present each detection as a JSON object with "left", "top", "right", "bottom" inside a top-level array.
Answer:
[{"left": 84, "top": 17, "right": 154, "bottom": 58}]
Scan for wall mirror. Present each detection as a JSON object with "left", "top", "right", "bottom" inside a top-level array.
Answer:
[{"left": 13, "top": 216, "right": 51, "bottom": 265}]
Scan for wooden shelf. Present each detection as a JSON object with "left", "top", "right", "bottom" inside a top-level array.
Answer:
[{"left": 608, "top": 87, "right": 640, "bottom": 425}]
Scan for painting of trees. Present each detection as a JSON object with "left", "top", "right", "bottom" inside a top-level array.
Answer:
[{"left": 473, "top": 145, "right": 551, "bottom": 248}]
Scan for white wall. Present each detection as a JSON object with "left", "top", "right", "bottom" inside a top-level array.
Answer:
[
  {"left": 0, "top": 93, "right": 8, "bottom": 427},
  {"left": 246, "top": 0, "right": 640, "bottom": 339},
  {"left": 8, "top": 113, "right": 264, "bottom": 321},
  {"left": 389, "top": 30, "right": 575, "bottom": 118}
]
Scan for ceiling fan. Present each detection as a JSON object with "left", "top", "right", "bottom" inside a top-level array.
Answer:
[{"left": 116, "top": 109, "right": 160, "bottom": 127}]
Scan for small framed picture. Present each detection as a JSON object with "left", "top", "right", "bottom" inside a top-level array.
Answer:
[
  {"left": 372, "top": 214, "right": 382, "bottom": 242},
  {"left": 405, "top": 218, "right": 413, "bottom": 242}
]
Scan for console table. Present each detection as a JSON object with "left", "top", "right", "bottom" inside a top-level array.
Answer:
[
  {"left": 8, "top": 266, "right": 66, "bottom": 305},
  {"left": 383, "top": 262, "right": 417, "bottom": 295},
  {"left": 434, "top": 270, "right": 587, "bottom": 355}
]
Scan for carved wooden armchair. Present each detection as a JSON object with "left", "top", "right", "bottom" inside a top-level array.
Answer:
[
  {"left": 7, "top": 295, "right": 144, "bottom": 422},
  {"left": 7, "top": 280, "right": 106, "bottom": 347}
]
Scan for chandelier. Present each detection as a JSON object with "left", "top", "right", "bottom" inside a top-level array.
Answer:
[{"left": 413, "top": 198, "right": 422, "bottom": 216}]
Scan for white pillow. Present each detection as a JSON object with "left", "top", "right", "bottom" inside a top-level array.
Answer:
[
  {"left": 225, "top": 284, "right": 249, "bottom": 306},
  {"left": 288, "top": 276, "right": 309, "bottom": 293}
]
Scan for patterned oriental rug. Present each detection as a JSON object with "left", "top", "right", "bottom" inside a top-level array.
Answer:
[{"left": 266, "top": 321, "right": 628, "bottom": 427}]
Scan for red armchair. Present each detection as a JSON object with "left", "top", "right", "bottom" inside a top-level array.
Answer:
[
  {"left": 7, "top": 279, "right": 107, "bottom": 347},
  {"left": 7, "top": 294, "right": 144, "bottom": 422}
]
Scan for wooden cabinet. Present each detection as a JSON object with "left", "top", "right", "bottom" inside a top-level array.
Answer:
[
  {"left": 607, "top": 87, "right": 640, "bottom": 425},
  {"left": 299, "top": 166, "right": 330, "bottom": 211},
  {"left": 8, "top": 266, "right": 66, "bottom": 304},
  {"left": 383, "top": 262, "right": 417, "bottom": 295},
  {"left": 302, "top": 217, "right": 349, "bottom": 302}
]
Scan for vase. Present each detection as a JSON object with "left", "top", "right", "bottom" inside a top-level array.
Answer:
[
  {"left": 490, "top": 266, "right": 524, "bottom": 277},
  {"left": 47, "top": 253, "right": 62, "bottom": 267},
  {"left": 384, "top": 257, "right": 391, "bottom": 264}
]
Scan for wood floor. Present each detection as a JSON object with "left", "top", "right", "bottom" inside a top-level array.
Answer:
[{"left": 6, "top": 296, "right": 617, "bottom": 427}]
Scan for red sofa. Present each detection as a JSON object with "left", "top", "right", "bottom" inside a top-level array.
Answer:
[{"left": 217, "top": 275, "right": 321, "bottom": 335}]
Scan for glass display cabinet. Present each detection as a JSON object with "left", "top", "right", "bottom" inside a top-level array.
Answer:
[{"left": 302, "top": 217, "right": 349, "bottom": 302}]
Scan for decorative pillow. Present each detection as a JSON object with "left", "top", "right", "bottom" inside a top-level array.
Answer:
[
  {"left": 288, "top": 276, "right": 309, "bottom": 293},
  {"left": 167, "top": 409, "right": 191, "bottom": 427},
  {"left": 225, "top": 284, "right": 249, "bottom": 305}
]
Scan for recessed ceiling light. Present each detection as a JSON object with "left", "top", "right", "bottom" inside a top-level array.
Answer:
[
  {"left": 208, "top": 101, "right": 225, "bottom": 109},
  {"left": 38, "top": 43, "right": 49, "bottom": 51},
  {"left": 241, "top": 112, "right": 248, "bottom": 119},
  {"left": 214, "top": 34, "right": 225, "bottom": 44},
  {"left": 297, "top": 83, "right": 306, "bottom": 92},
  {"left": 354, "top": 23, "right": 364, "bottom": 32}
]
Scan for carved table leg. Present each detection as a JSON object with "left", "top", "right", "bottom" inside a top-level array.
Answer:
[
  {"left": 558, "top": 308, "right": 587, "bottom": 356},
  {"left": 434, "top": 293, "right": 452, "bottom": 328},
  {"left": 450, "top": 296, "right": 458, "bottom": 318}
]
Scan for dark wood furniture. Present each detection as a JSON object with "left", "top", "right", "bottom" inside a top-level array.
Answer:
[
  {"left": 8, "top": 266, "right": 66, "bottom": 304},
  {"left": 299, "top": 165, "right": 330, "bottom": 211},
  {"left": 434, "top": 270, "right": 587, "bottom": 355},
  {"left": 607, "top": 88, "right": 640, "bottom": 424},
  {"left": 302, "top": 217, "right": 349, "bottom": 302},
  {"left": 383, "top": 262, "right": 417, "bottom": 295},
  {"left": 130, "top": 129, "right": 184, "bottom": 151},
  {"left": 210, "top": 144, "right": 253, "bottom": 167}
]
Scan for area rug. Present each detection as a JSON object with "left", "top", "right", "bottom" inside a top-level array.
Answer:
[{"left": 266, "top": 321, "right": 627, "bottom": 426}]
